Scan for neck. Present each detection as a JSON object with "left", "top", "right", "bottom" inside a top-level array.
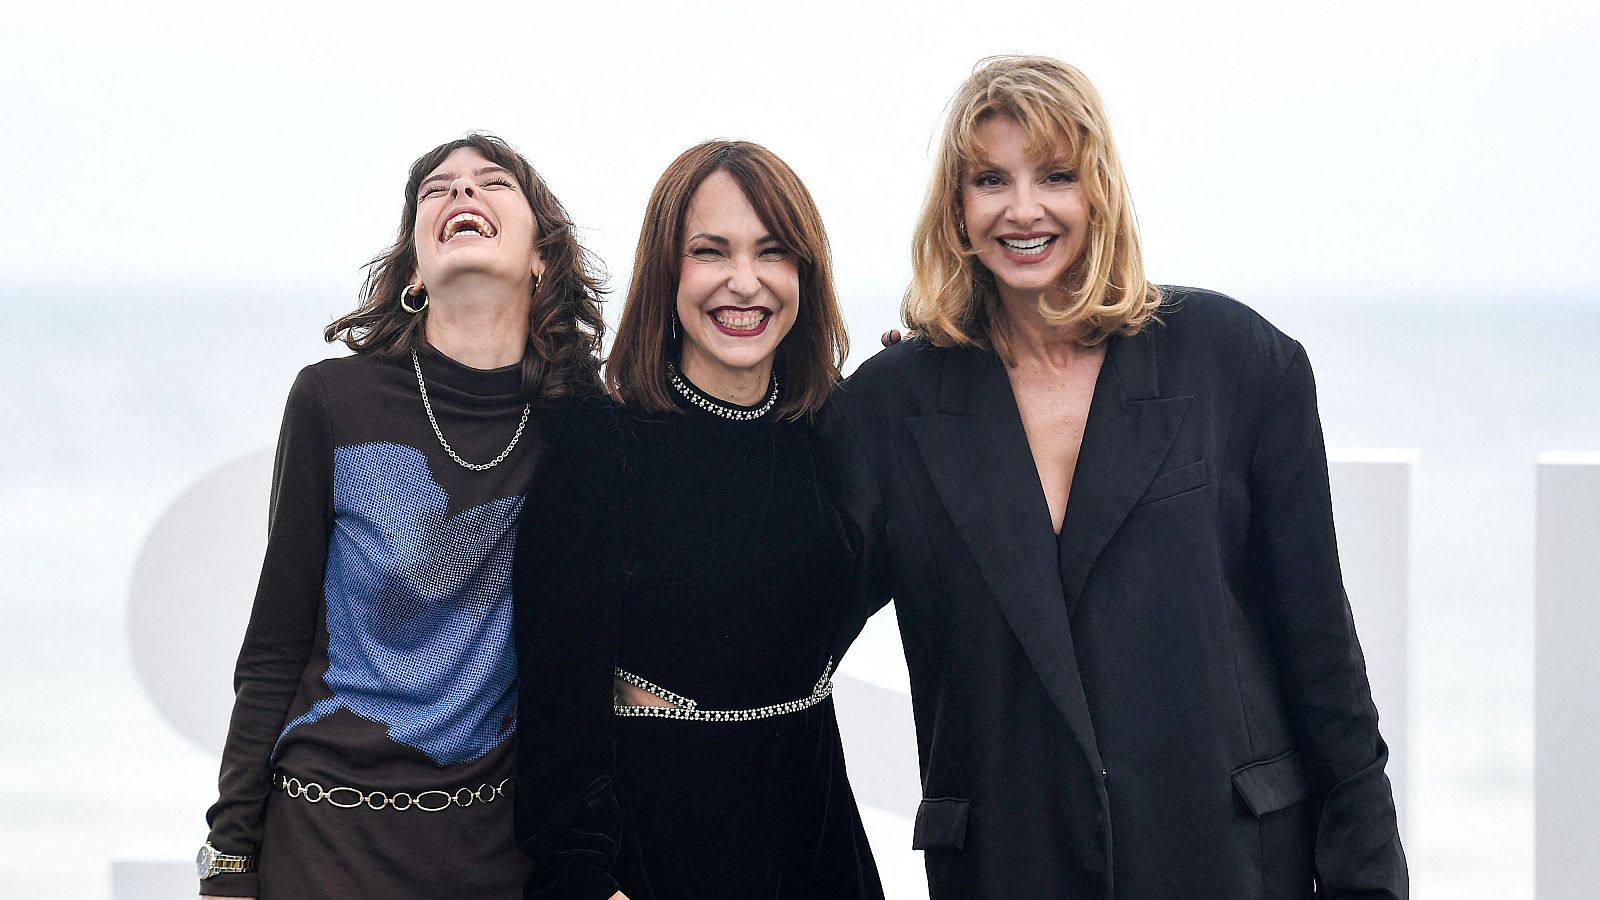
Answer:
[
  {"left": 997, "top": 288, "right": 1094, "bottom": 369},
  {"left": 679, "top": 350, "right": 773, "bottom": 407},
  {"left": 424, "top": 281, "right": 531, "bottom": 369}
]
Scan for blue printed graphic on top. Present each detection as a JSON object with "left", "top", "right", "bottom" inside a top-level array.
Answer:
[{"left": 276, "top": 442, "right": 524, "bottom": 766}]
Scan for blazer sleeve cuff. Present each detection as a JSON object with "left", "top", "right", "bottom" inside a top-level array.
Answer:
[
  {"left": 1313, "top": 742, "right": 1409, "bottom": 899},
  {"left": 197, "top": 870, "right": 260, "bottom": 896}
]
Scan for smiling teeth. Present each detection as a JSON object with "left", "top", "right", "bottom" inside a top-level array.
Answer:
[
  {"left": 443, "top": 212, "right": 495, "bottom": 240},
  {"left": 1000, "top": 236, "right": 1055, "bottom": 254},
  {"left": 714, "top": 310, "right": 768, "bottom": 329}
]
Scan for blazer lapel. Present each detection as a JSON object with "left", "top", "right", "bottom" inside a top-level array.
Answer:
[
  {"left": 1058, "top": 328, "right": 1193, "bottom": 615},
  {"left": 904, "top": 348, "right": 1104, "bottom": 775}
]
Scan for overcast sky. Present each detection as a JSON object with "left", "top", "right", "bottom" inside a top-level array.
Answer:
[{"left": 4, "top": 0, "right": 1596, "bottom": 318}]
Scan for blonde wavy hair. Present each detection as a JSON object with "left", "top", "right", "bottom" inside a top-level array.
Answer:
[{"left": 904, "top": 56, "right": 1161, "bottom": 360}]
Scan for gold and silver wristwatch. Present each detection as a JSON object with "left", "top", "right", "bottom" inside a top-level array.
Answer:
[{"left": 196, "top": 841, "right": 256, "bottom": 879}]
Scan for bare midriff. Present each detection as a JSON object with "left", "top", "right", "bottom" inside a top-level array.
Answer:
[{"left": 615, "top": 678, "right": 675, "bottom": 708}]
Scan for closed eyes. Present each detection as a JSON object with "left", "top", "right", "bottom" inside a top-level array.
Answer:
[{"left": 418, "top": 177, "right": 516, "bottom": 201}]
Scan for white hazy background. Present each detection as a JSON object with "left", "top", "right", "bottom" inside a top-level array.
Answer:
[{"left": 3, "top": 1, "right": 1598, "bottom": 897}]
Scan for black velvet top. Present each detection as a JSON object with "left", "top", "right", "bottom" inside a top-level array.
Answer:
[{"left": 512, "top": 384, "right": 882, "bottom": 900}]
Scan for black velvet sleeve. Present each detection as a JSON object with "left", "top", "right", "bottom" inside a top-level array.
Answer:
[
  {"left": 514, "top": 396, "right": 627, "bottom": 900},
  {"left": 202, "top": 365, "right": 334, "bottom": 898},
  {"left": 818, "top": 392, "right": 894, "bottom": 664},
  {"left": 1247, "top": 345, "right": 1408, "bottom": 898}
]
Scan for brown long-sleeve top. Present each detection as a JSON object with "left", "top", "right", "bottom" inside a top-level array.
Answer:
[{"left": 201, "top": 347, "right": 539, "bottom": 897}]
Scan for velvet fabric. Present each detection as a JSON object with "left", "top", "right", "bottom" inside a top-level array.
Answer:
[{"left": 513, "top": 393, "right": 883, "bottom": 900}]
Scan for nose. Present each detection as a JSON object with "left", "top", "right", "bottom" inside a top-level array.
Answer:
[
  {"left": 449, "top": 177, "right": 478, "bottom": 199},
  {"left": 727, "top": 255, "right": 760, "bottom": 297},
  {"left": 1008, "top": 180, "right": 1043, "bottom": 225}
]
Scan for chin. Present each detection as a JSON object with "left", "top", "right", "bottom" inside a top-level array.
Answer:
[
  {"left": 715, "top": 350, "right": 779, "bottom": 373},
  {"left": 435, "top": 259, "right": 522, "bottom": 284},
  {"left": 997, "top": 276, "right": 1060, "bottom": 298},
  {"left": 690, "top": 339, "right": 770, "bottom": 369}
]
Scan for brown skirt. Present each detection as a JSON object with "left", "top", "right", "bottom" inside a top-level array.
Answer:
[{"left": 257, "top": 777, "right": 531, "bottom": 899}]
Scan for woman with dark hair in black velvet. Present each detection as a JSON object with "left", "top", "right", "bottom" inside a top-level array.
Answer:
[{"left": 511, "top": 140, "right": 882, "bottom": 900}]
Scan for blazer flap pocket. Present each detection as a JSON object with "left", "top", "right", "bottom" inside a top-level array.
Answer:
[
  {"left": 911, "top": 797, "right": 971, "bottom": 851},
  {"left": 1232, "top": 749, "right": 1308, "bottom": 816},
  {"left": 1135, "top": 459, "right": 1209, "bottom": 507}
]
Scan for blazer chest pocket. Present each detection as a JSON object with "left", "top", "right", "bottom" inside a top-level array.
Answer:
[
  {"left": 911, "top": 797, "right": 971, "bottom": 851},
  {"left": 1231, "top": 749, "right": 1308, "bottom": 816},
  {"left": 1134, "top": 459, "right": 1209, "bottom": 508}
]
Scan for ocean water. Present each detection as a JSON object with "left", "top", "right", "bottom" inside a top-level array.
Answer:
[{"left": 2, "top": 281, "right": 1596, "bottom": 898}]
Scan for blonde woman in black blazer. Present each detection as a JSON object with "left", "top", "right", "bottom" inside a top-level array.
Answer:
[{"left": 824, "top": 56, "right": 1407, "bottom": 899}]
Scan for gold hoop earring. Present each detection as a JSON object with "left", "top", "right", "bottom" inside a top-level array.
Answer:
[{"left": 400, "top": 284, "right": 428, "bottom": 314}]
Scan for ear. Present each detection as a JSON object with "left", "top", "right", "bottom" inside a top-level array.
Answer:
[{"left": 530, "top": 252, "right": 547, "bottom": 283}]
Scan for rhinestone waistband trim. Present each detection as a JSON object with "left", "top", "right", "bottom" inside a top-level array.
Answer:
[
  {"left": 271, "top": 772, "right": 511, "bottom": 812},
  {"left": 614, "top": 658, "right": 835, "bottom": 722}
]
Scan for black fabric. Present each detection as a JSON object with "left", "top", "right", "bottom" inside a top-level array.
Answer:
[
  {"left": 1232, "top": 749, "right": 1310, "bottom": 817},
  {"left": 911, "top": 798, "right": 971, "bottom": 851},
  {"left": 202, "top": 347, "right": 539, "bottom": 898},
  {"left": 823, "top": 287, "right": 1407, "bottom": 900},
  {"left": 514, "top": 393, "right": 883, "bottom": 900}
]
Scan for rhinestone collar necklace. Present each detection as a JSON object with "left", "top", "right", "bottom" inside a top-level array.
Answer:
[{"left": 667, "top": 361, "right": 778, "bottom": 421}]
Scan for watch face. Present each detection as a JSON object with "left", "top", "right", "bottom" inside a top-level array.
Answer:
[{"left": 196, "top": 843, "right": 214, "bottom": 877}]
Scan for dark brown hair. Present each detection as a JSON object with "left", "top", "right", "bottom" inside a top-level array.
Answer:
[
  {"left": 326, "top": 133, "right": 606, "bottom": 403},
  {"left": 607, "top": 140, "right": 847, "bottom": 420}
]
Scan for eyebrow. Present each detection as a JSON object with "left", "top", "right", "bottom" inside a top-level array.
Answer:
[
  {"left": 685, "top": 232, "right": 781, "bottom": 245},
  {"left": 418, "top": 165, "right": 515, "bottom": 190},
  {"left": 968, "top": 158, "right": 1073, "bottom": 175}
]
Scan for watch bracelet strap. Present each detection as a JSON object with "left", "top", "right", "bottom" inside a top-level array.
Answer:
[{"left": 206, "top": 853, "right": 256, "bottom": 876}]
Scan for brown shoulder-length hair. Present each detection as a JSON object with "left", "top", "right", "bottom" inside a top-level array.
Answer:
[
  {"left": 607, "top": 140, "right": 847, "bottom": 421},
  {"left": 904, "top": 56, "right": 1161, "bottom": 362},
  {"left": 325, "top": 133, "right": 606, "bottom": 403}
]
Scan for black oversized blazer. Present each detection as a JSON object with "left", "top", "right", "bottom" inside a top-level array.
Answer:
[{"left": 823, "top": 289, "right": 1407, "bottom": 899}]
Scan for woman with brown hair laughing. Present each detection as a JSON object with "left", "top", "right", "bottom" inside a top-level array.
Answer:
[{"left": 200, "top": 132, "right": 606, "bottom": 899}]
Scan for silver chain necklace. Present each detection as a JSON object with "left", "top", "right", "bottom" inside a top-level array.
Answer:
[
  {"left": 411, "top": 349, "right": 531, "bottom": 471},
  {"left": 667, "top": 361, "right": 779, "bottom": 421}
]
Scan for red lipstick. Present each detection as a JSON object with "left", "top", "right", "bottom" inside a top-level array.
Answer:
[{"left": 707, "top": 306, "right": 772, "bottom": 338}]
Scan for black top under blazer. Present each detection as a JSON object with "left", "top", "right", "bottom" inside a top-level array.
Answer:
[{"left": 822, "top": 288, "right": 1407, "bottom": 899}]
